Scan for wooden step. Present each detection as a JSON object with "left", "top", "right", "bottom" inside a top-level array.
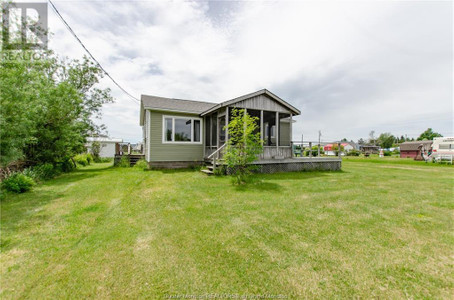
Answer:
[{"left": 201, "top": 169, "right": 214, "bottom": 175}]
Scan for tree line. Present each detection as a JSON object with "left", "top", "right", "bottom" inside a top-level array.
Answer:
[{"left": 352, "top": 128, "right": 443, "bottom": 149}]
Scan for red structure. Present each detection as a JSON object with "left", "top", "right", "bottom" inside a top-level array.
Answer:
[{"left": 400, "top": 141, "right": 432, "bottom": 159}]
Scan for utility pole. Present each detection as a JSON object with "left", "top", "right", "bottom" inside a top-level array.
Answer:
[
  {"left": 318, "top": 130, "right": 321, "bottom": 156},
  {"left": 301, "top": 133, "right": 304, "bottom": 148}
]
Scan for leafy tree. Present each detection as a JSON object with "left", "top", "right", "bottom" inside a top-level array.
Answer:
[
  {"left": 223, "top": 109, "right": 262, "bottom": 184},
  {"left": 0, "top": 49, "right": 112, "bottom": 167},
  {"left": 377, "top": 133, "right": 395, "bottom": 149},
  {"left": 417, "top": 128, "right": 442, "bottom": 141},
  {"left": 357, "top": 138, "right": 365, "bottom": 145}
]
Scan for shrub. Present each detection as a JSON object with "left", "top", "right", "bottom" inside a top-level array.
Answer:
[
  {"left": 304, "top": 146, "right": 324, "bottom": 157},
  {"left": 384, "top": 150, "right": 392, "bottom": 156},
  {"left": 33, "top": 163, "right": 58, "bottom": 180},
  {"left": 133, "top": 159, "right": 148, "bottom": 169},
  {"left": 2, "top": 173, "right": 35, "bottom": 193},
  {"left": 59, "top": 158, "right": 76, "bottom": 173},
  {"left": 117, "top": 156, "right": 130, "bottom": 167},
  {"left": 86, "top": 153, "right": 94, "bottom": 165},
  {"left": 74, "top": 154, "right": 90, "bottom": 166},
  {"left": 346, "top": 149, "right": 361, "bottom": 156}
]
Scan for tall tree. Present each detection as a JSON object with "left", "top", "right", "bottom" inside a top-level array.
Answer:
[
  {"left": 0, "top": 48, "right": 113, "bottom": 167},
  {"left": 377, "top": 133, "right": 395, "bottom": 149},
  {"left": 417, "top": 128, "right": 443, "bottom": 141}
]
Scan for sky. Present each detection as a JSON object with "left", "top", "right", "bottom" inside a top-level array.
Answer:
[{"left": 18, "top": 0, "right": 454, "bottom": 142}]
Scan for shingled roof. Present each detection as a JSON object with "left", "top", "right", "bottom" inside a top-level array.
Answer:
[
  {"left": 400, "top": 141, "right": 432, "bottom": 151},
  {"left": 141, "top": 95, "right": 216, "bottom": 114}
]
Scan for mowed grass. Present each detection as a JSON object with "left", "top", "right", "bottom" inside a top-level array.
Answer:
[{"left": 1, "top": 159, "right": 453, "bottom": 298}]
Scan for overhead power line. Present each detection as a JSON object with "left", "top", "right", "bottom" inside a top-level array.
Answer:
[{"left": 48, "top": 0, "right": 140, "bottom": 103}]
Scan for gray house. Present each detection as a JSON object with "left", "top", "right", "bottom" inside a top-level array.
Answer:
[{"left": 140, "top": 89, "right": 301, "bottom": 168}]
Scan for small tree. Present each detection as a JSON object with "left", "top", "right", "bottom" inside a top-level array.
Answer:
[
  {"left": 223, "top": 109, "right": 262, "bottom": 184},
  {"left": 91, "top": 141, "right": 101, "bottom": 162}
]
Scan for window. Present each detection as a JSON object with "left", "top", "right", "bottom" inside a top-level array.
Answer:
[
  {"left": 163, "top": 116, "right": 202, "bottom": 143},
  {"left": 439, "top": 144, "right": 451, "bottom": 149}
]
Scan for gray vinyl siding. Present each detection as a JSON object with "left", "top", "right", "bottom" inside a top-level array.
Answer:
[
  {"left": 148, "top": 110, "right": 204, "bottom": 162},
  {"left": 279, "top": 121, "right": 291, "bottom": 146}
]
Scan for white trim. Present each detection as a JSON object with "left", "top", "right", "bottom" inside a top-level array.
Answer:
[{"left": 162, "top": 115, "right": 203, "bottom": 144}]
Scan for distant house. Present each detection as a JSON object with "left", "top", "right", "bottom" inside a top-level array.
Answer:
[
  {"left": 400, "top": 141, "right": 432, "bottom": 159},
  {"left": 324, "top": 143, "right": 354, "bottom": 156},
  {"left": 360, "top": 145, "right": 380, "bottom": 154},
  {"left": 86, "top": 136, "right": 123, "bottom": 158}
]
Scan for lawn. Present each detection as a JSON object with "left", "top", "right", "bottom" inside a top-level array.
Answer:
[{"left": 1, "top": 159, "right": 453, "bottom": 298}]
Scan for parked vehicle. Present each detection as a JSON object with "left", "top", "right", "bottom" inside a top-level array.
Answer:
[{"left": 430, "top": 137, "right": 454, "bottom": 163}]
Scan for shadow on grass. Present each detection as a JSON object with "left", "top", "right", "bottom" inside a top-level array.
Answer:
[
  {"left": 154, "top": 168, "right": 200, "bottom": 174},
  {"left": 0, "top": 189, "right": 65, "bottom": 251},
  {"left": 234, "top": 179, "right": 283, "bottom": 192}
]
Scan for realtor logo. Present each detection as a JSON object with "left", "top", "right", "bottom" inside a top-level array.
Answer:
[{"left": 1, "top": 2, "right": 48, "bottom": 50}]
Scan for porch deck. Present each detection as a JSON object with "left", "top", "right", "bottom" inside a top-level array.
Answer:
[{"left": 208, "top": 157, "right": 342, "bottom": 174}]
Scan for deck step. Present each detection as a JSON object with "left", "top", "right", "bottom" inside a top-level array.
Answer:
[{"left": 201, "top": 169, "right": 214, "bottom": 175}]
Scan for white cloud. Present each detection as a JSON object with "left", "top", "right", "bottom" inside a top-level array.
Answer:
[{"left": 42, "top": 0, "right": 451, "bottom": 142}]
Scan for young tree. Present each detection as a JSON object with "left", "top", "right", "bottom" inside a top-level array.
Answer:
[
  {"left": 223, "top": 109, "right": 262, "bottom": 184},
  {"left": 417, "top": 128, "right": 443, "bottom": 141}
]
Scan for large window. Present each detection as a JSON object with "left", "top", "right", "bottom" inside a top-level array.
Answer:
[{"left": 163, "top": 116, "right": 202, "bottom": 144}]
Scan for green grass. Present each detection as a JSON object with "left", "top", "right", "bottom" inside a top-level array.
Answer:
[{"left": 1, "top": 160, "right": 453, "bottom": 298}]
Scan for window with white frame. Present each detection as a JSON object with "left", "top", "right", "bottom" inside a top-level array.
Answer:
[{"left": 163, "top": 116, "right": 202, "bottom": 143}]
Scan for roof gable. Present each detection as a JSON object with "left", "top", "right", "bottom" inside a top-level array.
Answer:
[{"left": 200, "top": 89, "right": 301, "bottom": 116}]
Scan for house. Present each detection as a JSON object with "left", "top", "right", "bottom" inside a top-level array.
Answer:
[
  {"left": 323, "top": 143, "right": 354, "bottom": 156},
  {"left": 140, "top": 89, "right": 304, "bottom": 168},
  {"left": 400, "top": 141, "right": 432, "bottom": 159},
  {"left": 86, "top": 136, "right": 123, "bottom": 158},
  {"left": 360, "top": 145, "right": 380, "bottom": 154}
]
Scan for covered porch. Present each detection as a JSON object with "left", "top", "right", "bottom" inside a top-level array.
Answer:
[{"left": 203, "top": 107, "right": 294, "bottom": 160}]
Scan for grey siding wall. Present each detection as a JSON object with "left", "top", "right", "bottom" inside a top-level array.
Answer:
[
  {"left": 231, "top": 94, "right": 291, "bottom": 113},
  {"left": 279, "top": 121, "right": 290, "bottom": 146},
  {"left": 148, "top": 110, "right": 204, "bottom": 162}
]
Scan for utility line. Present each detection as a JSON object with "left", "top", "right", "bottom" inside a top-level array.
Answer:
[{"left": 48, "top": 0, "right": 140, "bottom": 103}]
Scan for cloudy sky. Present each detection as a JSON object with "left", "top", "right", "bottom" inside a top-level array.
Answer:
[{"left": 37, "top": 1, "right": 454, "bottom": 142}]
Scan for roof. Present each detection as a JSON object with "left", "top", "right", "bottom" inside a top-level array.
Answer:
[
  {"left": 200, "top": 89, "right": 301, "bottom": 116},
  {"left": 86, "top": 137, "right": 123, "bottom": 143},
  {"left": 141, "top": 95, "right": 216, "bottom": 114},
  {"left": 140, "top": 89, "right": 301, "bottom": 125},
  {"left": 400, "top": 141, "right": 432, "bottom": 151}
]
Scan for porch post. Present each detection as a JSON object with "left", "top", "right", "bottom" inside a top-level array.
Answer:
[
  {"left": 225, "top": 107, "right": 229, "bottom": 145},
  {"left": 276, "top": 111, "right": 279, "bottom": 149},
  {"left": 260, "top": 110, "right": 264, "bottom": 146},
  {"left": 309, "top": 142, "right": 312, "bottom": 158},
  {"left": 203, "top": 116, "right": 206, "bottom": 158},
  {"left": 289, "top": 113, "right": 292, "bottom": 146}
]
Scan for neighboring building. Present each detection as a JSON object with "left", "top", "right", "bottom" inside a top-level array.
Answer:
[
  {"left": 400, "top": 141, "right": 432, "bottom": 159},
  {"left": 140, "top": 89, "right": 301, "bottom": 168},
  {"left": 86, "top": 136, "right": 123, "bottom": 158},
  {"left": 323, "top": 143, "right": 354, "bottom": 156},
  {"left": 360, "top": 145, "right": 380, "bottom": 154}
]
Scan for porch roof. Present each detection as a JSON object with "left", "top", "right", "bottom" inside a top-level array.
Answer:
[{"left": 200, "top": 89, "right": 301, "bottom": 116}]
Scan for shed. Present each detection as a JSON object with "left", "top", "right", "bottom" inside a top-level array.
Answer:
[{"left": 400, "top": 141, "right": 432, "bottom": 159}]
